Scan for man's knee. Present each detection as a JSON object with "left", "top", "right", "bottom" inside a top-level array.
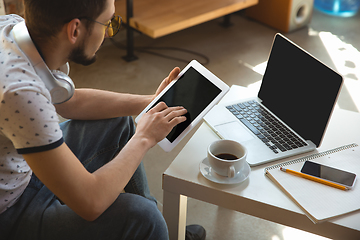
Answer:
[{"left": 108, "top": 193, "right": 169, "bottom": 240}]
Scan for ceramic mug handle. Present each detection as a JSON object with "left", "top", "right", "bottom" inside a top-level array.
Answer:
[{"left": 228, "top": 166, "right": 235, "bottom": 178}]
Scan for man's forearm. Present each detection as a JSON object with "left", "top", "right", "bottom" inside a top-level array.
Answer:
[{"left": 55, "top": 88, "right": 153, "bottom": 120}]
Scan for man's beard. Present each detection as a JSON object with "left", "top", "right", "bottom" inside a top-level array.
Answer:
[{"left": 68, "top": 41, "right": 97, "bottom": 66}]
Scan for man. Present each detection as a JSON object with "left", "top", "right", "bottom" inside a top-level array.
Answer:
[{"left": 0, "top": 0, "right": 206, "bottom": 239}]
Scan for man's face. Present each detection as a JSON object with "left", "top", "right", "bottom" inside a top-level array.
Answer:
[
  {"left": 68, "top": 37, "right": 97, "bottom": 66},
  {"left": 68, "top": 0, "right": 115, "bottom": 66}
]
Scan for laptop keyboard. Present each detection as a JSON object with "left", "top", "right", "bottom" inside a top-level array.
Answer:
[{"left": 226, "top": 100, "right": 307, "bottom": 154}]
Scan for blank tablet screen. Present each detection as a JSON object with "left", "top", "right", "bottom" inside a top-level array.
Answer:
[{"left": 151, "top": 67, "right": 222, "bottom": 142}]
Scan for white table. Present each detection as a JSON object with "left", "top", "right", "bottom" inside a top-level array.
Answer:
[{"left": 162, "top": 85, "right": 360, "bottom": 240}]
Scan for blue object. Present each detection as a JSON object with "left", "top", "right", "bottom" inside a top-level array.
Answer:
[{"left": 314, "top": 0, "right": 360, "bottom": 17}]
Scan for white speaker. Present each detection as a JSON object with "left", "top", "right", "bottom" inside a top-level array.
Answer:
[{"left": 246, "top": 0, "right": 314, "bottom": 33}]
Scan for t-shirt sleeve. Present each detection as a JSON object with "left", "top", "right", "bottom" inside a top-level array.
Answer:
[{"left": 0, "top": 84, "right": 63, "bottom": 154}]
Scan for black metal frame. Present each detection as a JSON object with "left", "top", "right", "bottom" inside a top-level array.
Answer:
[
  {"left": 220, "top": 14, "right": 233, "bottom": 28},
  {"left": 122, "top": 0, "right": 138, "bottom": 62}
]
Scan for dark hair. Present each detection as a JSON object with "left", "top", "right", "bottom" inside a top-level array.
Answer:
[{"left": 23, "top": 0, "right": 107, "bottom": 44}]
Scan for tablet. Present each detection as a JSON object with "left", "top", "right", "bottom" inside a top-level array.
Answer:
[{"left": 135, "top": 60, "right": 229, "bottom": 152}]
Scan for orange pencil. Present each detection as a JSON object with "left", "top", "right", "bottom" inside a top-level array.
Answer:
[{"left": 280, "top": 167, "right": 349, "bottom": 191}]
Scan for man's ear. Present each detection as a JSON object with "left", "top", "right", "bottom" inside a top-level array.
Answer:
[{"left": 66, "top": 19, "right": 82, "bottom": 44}]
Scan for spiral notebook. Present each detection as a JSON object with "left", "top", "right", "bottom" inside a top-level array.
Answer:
[{"left": 265, "top": 143, "right": 360, "bottom": 223}]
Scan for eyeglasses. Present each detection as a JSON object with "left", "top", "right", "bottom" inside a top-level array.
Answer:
[{"left": 82, "top": 15, "right": 123, "bottom": 38}]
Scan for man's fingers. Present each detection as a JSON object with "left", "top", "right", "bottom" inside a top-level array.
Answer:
[
  {"left": 164, "top": 107, "right": 187, "bottom": 121},
  {"left": 169, "top": 114, "right": 187, "bottom": 126},
  {"left": 150, "top": 103, "right": 187, "bottom": 126},
  {"left": 136, "top": 102, "right": 187, "bottom": 145},
  {"left": 149, "top": 102, "right": 168, "bottom": 113},
  {"left": 167, "top": 67, "right": 180, "bottom": 82},
  {"left": 150, "top": 102, "right": 186, "bottom": 118}
]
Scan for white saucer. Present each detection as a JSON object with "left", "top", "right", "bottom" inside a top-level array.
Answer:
[{"left": 199, "top": 157, "right": 251, "bottom": 184}]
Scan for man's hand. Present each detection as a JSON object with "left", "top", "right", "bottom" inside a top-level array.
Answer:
[
  {"left": 153, "top": 67, "right": 181, "bottom": 99},
  {"left": 135, "top": 101, "right": 187, "bottom": 148}
]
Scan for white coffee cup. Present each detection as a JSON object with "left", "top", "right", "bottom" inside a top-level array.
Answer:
[{"left": 207, "top": 140, "right": 247, "bottom": 178}]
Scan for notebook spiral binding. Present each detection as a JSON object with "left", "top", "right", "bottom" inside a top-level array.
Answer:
[{"left": 264, "top": 143, "right": 358, "bottom": 172}]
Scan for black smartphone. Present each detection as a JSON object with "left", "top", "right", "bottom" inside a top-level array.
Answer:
[{"left": 301, "top": 161, "right": 357, "bottom": 189}]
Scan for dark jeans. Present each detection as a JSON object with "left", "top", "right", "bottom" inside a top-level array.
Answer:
[{"left": 0, "top": 117, "right": 169, "bottom": 240}]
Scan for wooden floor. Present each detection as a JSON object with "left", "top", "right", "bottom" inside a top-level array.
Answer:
[{"left": 115, "top": 0, "right": 258, "bottom": 38}]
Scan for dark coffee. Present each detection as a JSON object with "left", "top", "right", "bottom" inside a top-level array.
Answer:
[{"left": 215, "top": 153, "right": 238, "bottom": 160}]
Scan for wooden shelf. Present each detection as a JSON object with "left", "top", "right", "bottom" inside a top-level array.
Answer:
[{"left": 115, "top": 0, "right": 258, "bottom": 38}]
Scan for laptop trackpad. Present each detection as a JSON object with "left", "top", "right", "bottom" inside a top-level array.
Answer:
[{"left": 214, "top": 121, "right": 254, "bottom": 143}]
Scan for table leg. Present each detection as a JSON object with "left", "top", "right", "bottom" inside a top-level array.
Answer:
[
  {"left": 0, "top": 0, "right": 6, "bottom": 15},
  {"left": 163, "top": 190, "right": 187, "bottom": 240}
]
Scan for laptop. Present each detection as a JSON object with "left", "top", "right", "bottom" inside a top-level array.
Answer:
[{"left": 204, "top": 34, "right": 343, "bottom": 166}]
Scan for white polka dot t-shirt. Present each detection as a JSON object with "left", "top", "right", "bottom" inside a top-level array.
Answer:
[{"left": 0, "top": 15, "right": 64, "bottom": 214}]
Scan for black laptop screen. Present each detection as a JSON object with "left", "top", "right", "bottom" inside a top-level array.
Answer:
[{"left": 258, "top": 34, "right": 343, "bottom": 147}]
